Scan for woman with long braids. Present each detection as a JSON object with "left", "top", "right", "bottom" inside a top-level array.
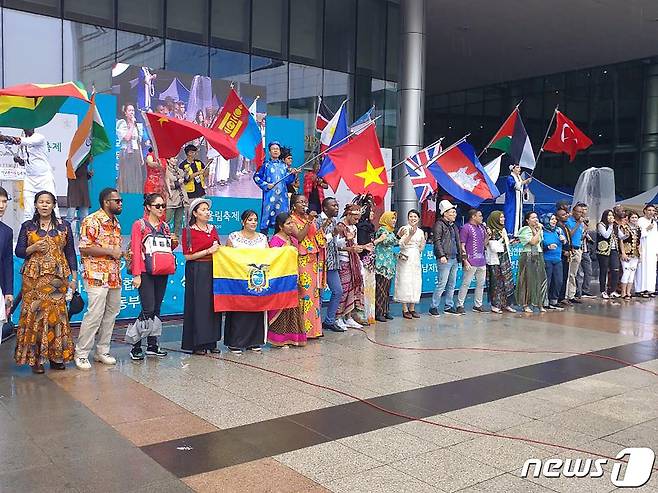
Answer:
[
  {"left": 128, "top": 193, "right": 178, "bottom": 360},
  {"left": 14, "top": 191, "right": 77, "bottom": 373},
  {"left": 289, "top": 194, "right": 326, "bottom": 339}
]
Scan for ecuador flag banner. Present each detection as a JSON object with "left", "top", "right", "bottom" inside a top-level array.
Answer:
[{"left": 213, "top": 246, "right": 298, "bottom": 312}]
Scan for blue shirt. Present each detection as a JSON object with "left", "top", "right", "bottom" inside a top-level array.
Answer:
[
  {"left": 565, "top": 216, "right": 584, "bottom": 248},
  {"left": 542, "top": 228, "right": 563, "bottom": 263}
]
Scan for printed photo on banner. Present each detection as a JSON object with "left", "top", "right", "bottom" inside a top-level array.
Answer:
[{"left": 110, "top": 63, "right": 267, "bottom": 200}]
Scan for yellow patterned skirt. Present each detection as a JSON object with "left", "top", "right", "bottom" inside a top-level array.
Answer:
[
  {"left": 15, "top": 274, "right": 74, "bottom": 366},
  {"left": 298, "top": 252, "right": 323, "bottom": 339}
]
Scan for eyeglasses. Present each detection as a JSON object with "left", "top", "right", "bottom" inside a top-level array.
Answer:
[{"left": 151, "top": 203, "right": 166, "bottom": 209}]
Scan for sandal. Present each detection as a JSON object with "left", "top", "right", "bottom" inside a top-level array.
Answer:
[{"left": 402, "top": 311, "right": 413, "bottom": 319}]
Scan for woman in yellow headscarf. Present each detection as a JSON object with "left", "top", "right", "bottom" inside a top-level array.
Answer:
[{"left": 373, "top": 211, "right": 398, "bottom": 322}]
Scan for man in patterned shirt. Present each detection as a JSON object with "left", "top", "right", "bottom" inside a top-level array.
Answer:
[
  {"left": 74, "top": 188, "right": 123, "bottom": 370},
  {"left": 317, "top": 197, "right": 346, "bottom": 332}
]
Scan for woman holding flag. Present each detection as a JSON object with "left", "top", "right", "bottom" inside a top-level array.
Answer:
[
  {"left": 289, "top": 194, "right": 326, "bottom": 340},
  {"left": 224, "top": 210, "right": 268, "bottom": 353}
]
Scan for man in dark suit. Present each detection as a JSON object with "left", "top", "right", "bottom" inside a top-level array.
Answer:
[{"left": 0, "top": 186, "right": 14, "bottom": 326}]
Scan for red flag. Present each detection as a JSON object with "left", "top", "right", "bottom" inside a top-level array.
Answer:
[
  {"left": 325, "top": 125, "right": 388, "bottom": 201},
  {"left": 543, "top": 111, "right": 593, "bottom": 162},
  {"left": 144, "top": 112, "right": 238, "bottom": 160}
]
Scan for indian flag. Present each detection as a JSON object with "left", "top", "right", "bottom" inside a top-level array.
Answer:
[
  {"left": 488, "top": 107, "right": 536, "bottom": 170},
  {"left": 66, "top": 95, "right": 111, "bottom": 179},
  {"left": 0, "top": 82, "right": 89, "bottom": 129}
]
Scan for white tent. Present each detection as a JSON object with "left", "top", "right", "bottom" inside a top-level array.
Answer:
[{"left": 619, "top": 184, "right": 658, "bottom": 207}]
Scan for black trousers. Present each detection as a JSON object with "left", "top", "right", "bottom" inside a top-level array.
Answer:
[
  {"left": 134, "top": 273, "right": 168, "bottom": 348},
  {"left": 598, "top": 250, "right": 620, "bottom": 294}
]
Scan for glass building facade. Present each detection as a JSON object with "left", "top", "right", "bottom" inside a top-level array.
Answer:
[
  {"left": 0, "top": 0, "right": 399, "bottom": 153},
  {"left": 425, "top": 59, "right": 654, "bottom": 198}
]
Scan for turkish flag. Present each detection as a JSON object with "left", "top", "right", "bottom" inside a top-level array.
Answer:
[
  {"left": 543, "top": 111, "right": 593, "bottom": 162},
  {"left": 325, "top": 125, "right": 388, "bottom": 201},
  {"left": 144, "top": 112, "right": 238, "bottom": 160}
]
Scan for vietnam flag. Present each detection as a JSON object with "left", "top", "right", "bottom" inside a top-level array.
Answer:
[
  {"left": 144, "top": 112, "right": 238, "bottom": 160},
  {"left": 543, "top": 111, "right": 593, "bottom": 162},
  {"left": 324, "top": 124, "right": 388, "bottom": 201}
]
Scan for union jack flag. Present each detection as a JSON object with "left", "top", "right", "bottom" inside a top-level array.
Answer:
[{"left": 404, "top": 142, "right": 443, "bottom": 202}]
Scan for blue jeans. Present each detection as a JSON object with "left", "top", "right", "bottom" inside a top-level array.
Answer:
[
  {"left": 545, "top": 259, "right": 563, "bottom": 304},
  {"left": 324, "top": 269, "right": 343, "bottom": 324},
  {"left": 431, "top": 258, "right": 458, "bottom": 310}
]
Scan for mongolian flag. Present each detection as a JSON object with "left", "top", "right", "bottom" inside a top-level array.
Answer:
[
  {"left": 0, "top": 82, "right": 89, "bottom": 128},
  {"left": 212, "top": 246, "right": 299, "bottom": 312},
  {"left": 428, "top": 140, "right": 500, "bottom": 207}
]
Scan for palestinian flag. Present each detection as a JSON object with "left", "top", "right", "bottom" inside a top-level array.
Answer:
[
  {"left": 66, "top": 95, "right": 111, "bottom": 179},
  {"left": 488, "top": 108, "right": 536, "bottom": 170},
  {"left": 0, "top": 82, "right": 89, "bottom": 129}
]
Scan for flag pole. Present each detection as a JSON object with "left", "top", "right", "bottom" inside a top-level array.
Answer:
[
  {"left": 393, "top": 133, "right": 470, "bottom": 184},
  {"left": 269, "top": 115, "right": 382, "bottom": 188},
  {"left": 477, "top": 100, "right": 524, "bottom": 159},
  {"left": 530, "top": 105, "right": 559, "bottom": 177}
]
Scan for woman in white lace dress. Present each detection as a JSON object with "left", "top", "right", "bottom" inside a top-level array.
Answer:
[{"left": 394, "top": 209, "right": 426, "bottom": 319}]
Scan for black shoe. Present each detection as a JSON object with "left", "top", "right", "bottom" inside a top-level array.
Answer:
[
  {"left": 209, "top": 348, "right": 221, "bottom": 354},
  {"left": 472, "top": 306, "right": 487, "bottom": 313},
  {"left": 130, "top": 347, "right": 145, "bottom": 361},
  {"left": 49, "top": 360, "right": 66, "bottom": 370},
  {"left": 375, "top": 315, "right": 388, "bottom": 323},
  {"left": 570, "top": 298, "right": 582, "bottom": 304},
  {"left": 145, "top": 347, "right": 167, "bottom": 357},
  {"left": 455, "top": 306, "right": 466, "bottom": 315},
  {"left": 444, "top": 307, "right": 460, "bottom": 315},
  {"left": 193, "top": 349, "right": 207, "bottom": 355},
  {"left": 385, "top": 313, "right": 394, "bottom": 320},
  {"left": 323, "top": 322, "right": 345, "bottom": 332},
  {"left": 410, "top": 311, "right": 421, "bottom": 319},
  {"left": 429, "top": 307, "right": 440, "bottom": 317}
]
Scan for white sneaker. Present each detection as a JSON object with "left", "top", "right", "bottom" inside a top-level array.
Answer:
[
  {"left": 335, "top": 318, "right": 349, "bottom": 331},
  {"left": 610, "top": 292, "right": 621, "bottom": 299},
  {"left": 75, "top": 357, "right": 92, "bottom": 371},
  {"left": 344, "top": 317, "right": 363, "bottom": 329},
  {"left": 93, "top": 353, "right": 117, "bottom": 365},
  {"left": 601, "top": 292, "right": 609, "bottom": 299}
]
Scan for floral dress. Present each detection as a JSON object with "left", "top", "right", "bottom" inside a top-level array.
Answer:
[
  {"left": 291, "top": 213, "right": 326, "bottom": 339},
  {"left": 374, "top": 226, "right": 398, "bottom": 318}
]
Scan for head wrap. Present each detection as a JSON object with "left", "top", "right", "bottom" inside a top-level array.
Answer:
[
  {"left": 379, "top": 211, "right": 397, "bottom": 232},
  {"left": 486, "top": 211, "right": 505, "bottom": 238},
  {"left": 268, "top": 141, "right": 281, "bottom": 150},
  {"left": 541, "top": 212, "right": 557, "bottom": 232}
]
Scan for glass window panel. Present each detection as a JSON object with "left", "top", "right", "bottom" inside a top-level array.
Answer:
[
  {"left": 4, "top": 0, "right": 60, "bottom": 16},
  {"left": 118, "top": 0, "right": 164, "bottom": 36},
  {"left": 356, "top": 0, "right": 386, "bottom": 78},
  {"left": 289, "top": 64, "right": 323, "bottom": 152},
  {"left": 322, "top": 69, "right": 351, "bottom": 111},
  {"left": 210, "top": 49, "right": 250, "bottom": 82},
  {"left": 324, "top": 0, "right": 356, "bottom": 73},
  {"left": 385, "top": 1, "right": 399, "bottom": 81},
  {"left": 210, "top": 0, "right": 250, "bottom": 51},
  {"left": 289, "top": 0, "right": 323, "bottom": 66},
  {"left": 3, "top": 10, "right": 62, "bottom": 86},
  {"left": 251, "top": 0, "right": 289, "bottom": 59},
  {"left": 167, "top": 0, "right": 209, "bottom": 44},
  {"left": 251, "top": 56, "right": 288, "bottom": 117},
  {"left": 383, "top": 81, "right": 397, "bottom": 149},
  {"left": 117, "top": 30, "right": 165, "bottom": 69},
  {"left": 165, "top": 40, "right": 209, "bottom": 75},
  {"left": 64, "top": 0, "right": 115, "bottom": 28},
  {"left": 63, "top": 21, "right": 116, "bottom": 94}
]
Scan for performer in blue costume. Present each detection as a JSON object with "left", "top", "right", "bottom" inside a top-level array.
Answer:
[
  {"left": 503, "top": 163, "right": 533, "bottom": 237},
  {"left": 253, "top": 142, "right": 300, "bottom": 233}
]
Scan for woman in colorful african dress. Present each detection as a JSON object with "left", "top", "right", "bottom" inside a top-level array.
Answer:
[
  {"left": 267, "top": 212, "right": 306, "bottom": 347},
  {"left": 515, "top": 211, "right": 548, "bottom": 313},
  {"left": 485, "top": 211, "right": 516, "bottom": 313},
  {"left": 374, "top": 211, "right": 398, "bottom": 322},
  {"left": 335, "top": 204, "right": 365, "bottom": 330},
  {"left": 14, "top": 191, "right": 78, "bottom": 374},
  {"left": 289, "top": 194, "right": 326, "bottom": 339}
]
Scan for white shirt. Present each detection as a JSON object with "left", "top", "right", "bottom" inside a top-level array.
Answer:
[{"left": 20, "top": 133, "right": 53, "bottom": 180}]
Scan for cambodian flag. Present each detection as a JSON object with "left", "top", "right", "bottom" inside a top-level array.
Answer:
[{"left": 427, "top": 140, "right": 500, "bottom": 207}]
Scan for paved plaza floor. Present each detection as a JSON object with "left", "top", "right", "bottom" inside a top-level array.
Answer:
[{"left": 1, "top": 296, "right": 658, "bottom": 492}]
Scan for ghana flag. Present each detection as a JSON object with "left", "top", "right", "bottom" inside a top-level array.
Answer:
[
  {"left": 0, "top": 82, "right": 89, "bottom": 129},
  {"left": 212, "top": 246, "right": 299, "bottom": 312},
  {"left": 488, "top": 107, "right": 536, "bottom": 170}
]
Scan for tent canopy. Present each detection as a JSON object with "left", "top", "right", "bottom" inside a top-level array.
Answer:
[
  {"left": 619, "top": 185, "right": 658, "bottom": 207},
  {"left": 493, "top": 175, "right": 573, "bottom": 206}
]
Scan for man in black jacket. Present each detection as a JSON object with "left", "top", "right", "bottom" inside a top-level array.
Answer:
[{"left": 429, "top": 200, "right": 462, "bottom": 317}]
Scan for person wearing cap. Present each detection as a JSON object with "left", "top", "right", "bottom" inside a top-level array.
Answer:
[
  {"left": 181, "top": 198, "right": 222, "bottom": 355},
  {"left": 253, "top": 142, "right": 300, "bottom": 234},
  {"left": 429, "top": 200, "right": 462, "bottom": 317},
  {"left": 503, "top": 164, "right": 532, "bottom": 237}
]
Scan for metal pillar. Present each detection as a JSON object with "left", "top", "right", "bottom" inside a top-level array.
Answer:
[
  {"left": 640, "top": 63, "right": 658, "bottom": 190},
  {"left": 395, "top": 0, "right": 425, "bottom": 219}
]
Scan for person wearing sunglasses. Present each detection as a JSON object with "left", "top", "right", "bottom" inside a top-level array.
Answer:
[{"left": 73, "top": 188, "right": 124, "bottom": 370}]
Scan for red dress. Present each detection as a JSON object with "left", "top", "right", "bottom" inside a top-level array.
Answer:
[{"left": 144, "top": 152, "right": 167, "bottom": 196}]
